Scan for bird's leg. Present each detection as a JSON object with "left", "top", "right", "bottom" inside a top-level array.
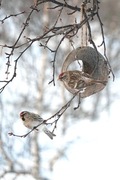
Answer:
[{"left": 74, "top": 93, "right": 81, "bottom": 110}]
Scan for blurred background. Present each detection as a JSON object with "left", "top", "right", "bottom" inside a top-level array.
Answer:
[{"left": 0, "top": 0, "right": 120, "bottom": 179}]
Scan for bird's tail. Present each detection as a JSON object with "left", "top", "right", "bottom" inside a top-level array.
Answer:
[
  {"left": 43, "top": 127, "right": 56, "bottom": 140},
  {"left": 92, "top": 79, "right": 107, "bottom": 85}
]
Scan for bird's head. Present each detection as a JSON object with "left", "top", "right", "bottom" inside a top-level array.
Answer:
[
  {"left": 58, "top": 72, "right": 68, "bottom": 81},
  {"left": 20, "top": 111, "right": 28, "bottom": 121}
]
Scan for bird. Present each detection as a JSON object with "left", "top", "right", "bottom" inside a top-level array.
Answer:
[
  {"left": 20, "top": 111, "right": 56, "bottom": 140},
  {"left": 58, "top": 70, "right": 107, "bottom": 92}
]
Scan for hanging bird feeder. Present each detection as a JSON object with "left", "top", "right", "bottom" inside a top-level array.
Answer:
[
  {"left": 59, "top": 3, "right": 110, "bottom": 98},
  {"left": 61, "top": 46, "right": 109, "bottom": 98}
]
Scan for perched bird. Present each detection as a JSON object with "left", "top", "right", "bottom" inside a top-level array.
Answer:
[
  {"left": 58, "top": 70, "right": 107, "bottom": 92},
  {"left": 20, "top": 111, "right": 56, "bottom": 140}
]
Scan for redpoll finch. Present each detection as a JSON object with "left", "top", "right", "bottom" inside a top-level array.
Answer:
[
  {"left": 58, "top": 70, "right": 107, "bottom": 92},
  {"left": 20, "top": 111, "right": 56, "bottom": 140}
]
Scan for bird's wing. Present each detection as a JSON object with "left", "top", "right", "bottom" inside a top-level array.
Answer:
[{"left": 30, "top": 112, "right": 43, "bottom": 121}]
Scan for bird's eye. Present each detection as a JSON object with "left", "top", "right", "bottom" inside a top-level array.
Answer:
[
  {"left": 20, "top": 112, "right": 26, "bottom": 121},
  {"left": 22, "top": 117, "right": 25, "bottom": 121}
]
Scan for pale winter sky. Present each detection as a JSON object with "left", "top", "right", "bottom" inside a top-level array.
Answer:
[{"left": 51, "top": 77, "right": 120, "bottom": 180}]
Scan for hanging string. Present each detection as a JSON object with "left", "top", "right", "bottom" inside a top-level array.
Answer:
[
  {"left": 80, "top": 2, "right": 88, "bottom": 47},
  {"left": 80, "top": 3, "right": 84, "bottom": 47},
  {"left": 84, "top": 4, "right": 88, "bottom": 46}
]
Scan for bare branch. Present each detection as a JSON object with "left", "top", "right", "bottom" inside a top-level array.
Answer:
[
  {"left": 39, "top": 0, "right": 81, "bottom": 12},
  {"left": 8, "top": 90, "right": 80, "bottom": 138},
  {"left": 0, "top": 11, "right": 25, "bottom": 24},
  {"left": 0, "top": 0, "right": 102, "bottom": 92}
]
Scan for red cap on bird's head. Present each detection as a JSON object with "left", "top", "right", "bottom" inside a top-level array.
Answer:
[
  {"left": 58, "top": 72, "right": 65, "bottom": 80},
  {"left": 20, "top": 111, "right": 27, "bottom": 118}
]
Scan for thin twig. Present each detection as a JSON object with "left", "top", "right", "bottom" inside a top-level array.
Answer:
[{"left": 8, "top": 90, "right": 80, "bottom": 138}]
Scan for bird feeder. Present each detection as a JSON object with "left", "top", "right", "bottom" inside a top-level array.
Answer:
[{"left": 61, "top": 46, "right": 109, "bottom": 98}]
